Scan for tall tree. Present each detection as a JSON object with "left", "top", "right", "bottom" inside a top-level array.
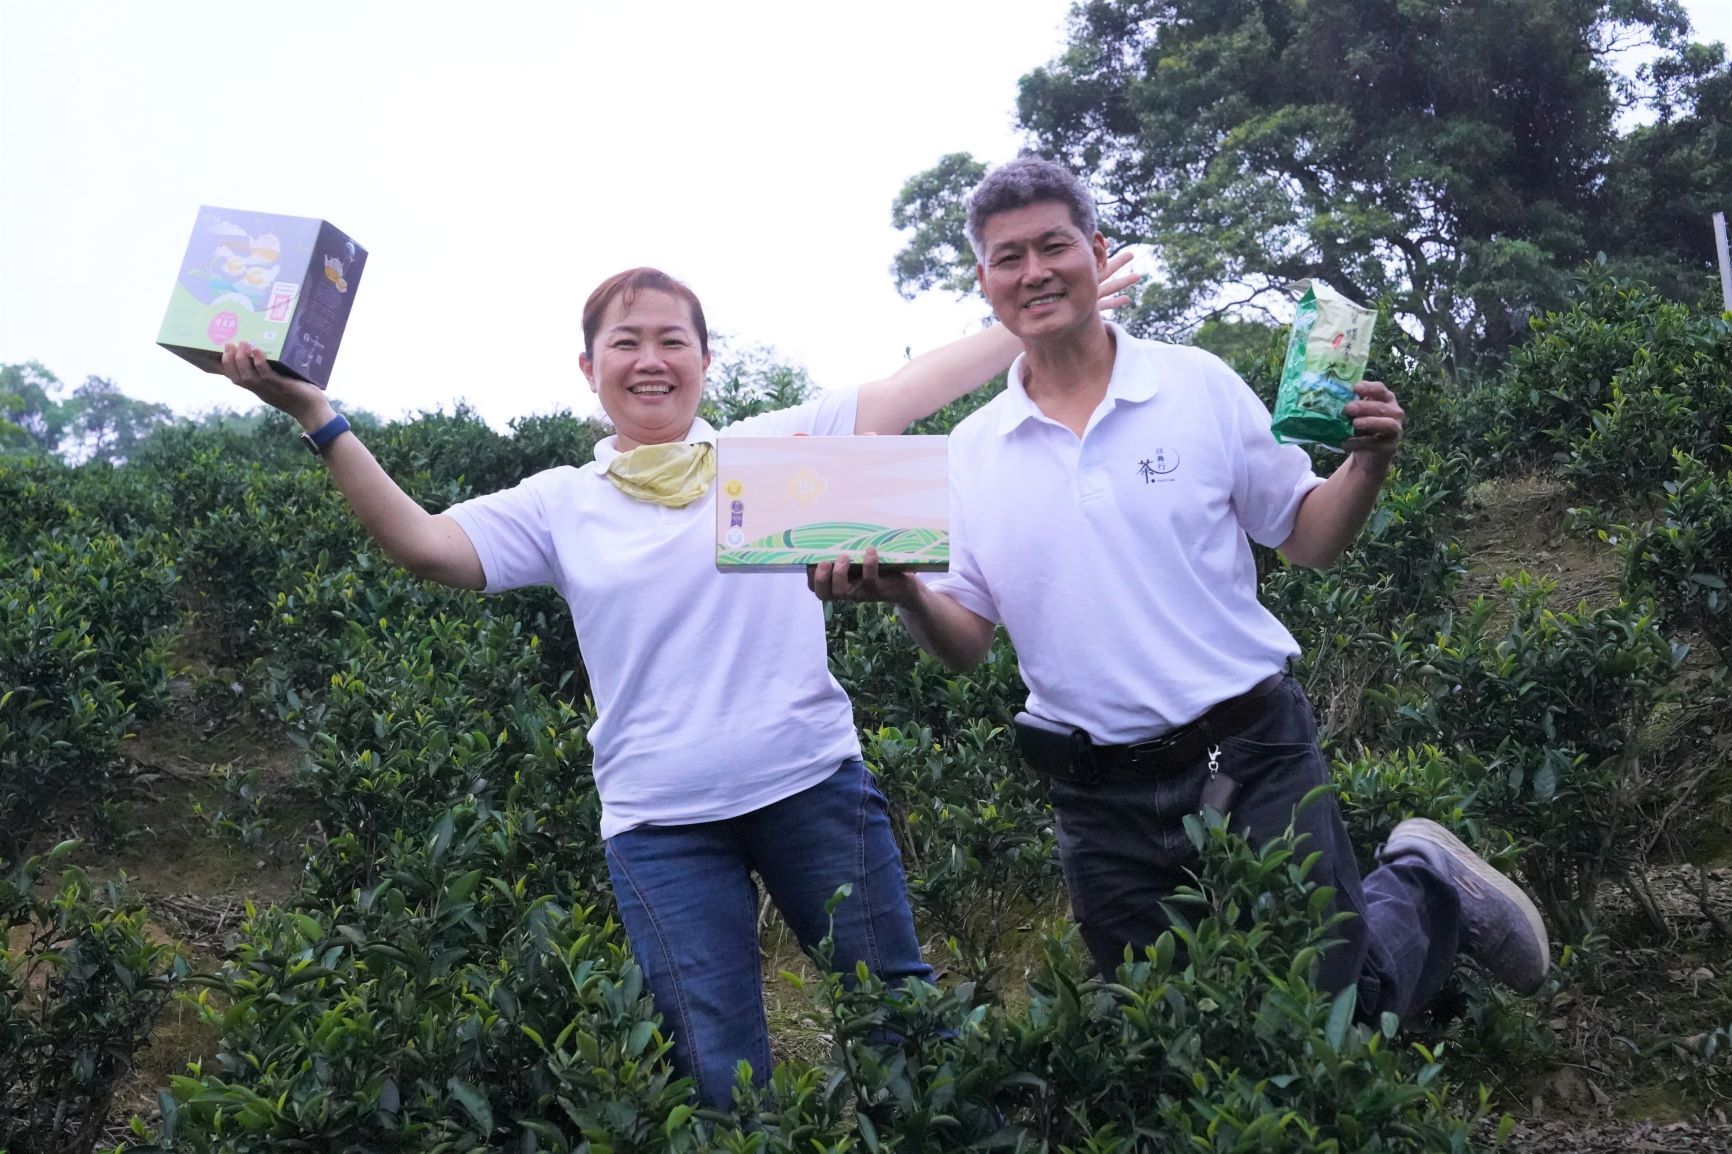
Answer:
[
  {"left": 889, "top": 152, "right": 988, "bottom": 298},
  {"left": 1599, "top": 40, "right": 1732, "bottom": 302},
  {"left": 892, "top": 0, "right": 1704, "bottom": 363},
  {"left": 0, "top": 390, "right": 26, "bottom": 451},
  {"left": 68, "top": 377, "right": 173, "bottom": 464},
  {"left": 699, "top": 343, "right": 815, "bottom": 426},
  {"left": 0, "top": 362, "right": 77, "bottom": 454}
]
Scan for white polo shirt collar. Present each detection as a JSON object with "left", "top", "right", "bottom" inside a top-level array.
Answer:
[
  {"left": 993, "top": 323, "right": 1160, "bottom": 436},
  {"left": 592, "top": 416, "right": 720, "bottom": 467},
  {"left": 932, "top": 328, "right": 1324, "bottom": 741}
]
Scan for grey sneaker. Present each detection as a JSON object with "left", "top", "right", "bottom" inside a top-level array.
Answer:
[{"left": 1382, "top": 818, "right": 1550, "bottom": 994}]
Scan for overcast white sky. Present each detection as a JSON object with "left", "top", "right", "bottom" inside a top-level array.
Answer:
[{"left": 3, "top": 1, "right": 1729, "bottom": 428}]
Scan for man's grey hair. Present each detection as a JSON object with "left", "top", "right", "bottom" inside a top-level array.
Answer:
[{"left": 964, "top": 155, "right": 1099, "bottom": 262}]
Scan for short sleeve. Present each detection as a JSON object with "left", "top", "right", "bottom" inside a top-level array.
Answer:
[
  {"left": 720, "top": 385, "right": 859, "bottom": 439},
  {"left": 1219, "top": 360, "right": 1325, "bottom": 547},
  {"left": 442, "top": 468, "right": 571, "bottom": 593},
  {"left": 925, "top": 434, "right": 1000, "bottom": 625}
]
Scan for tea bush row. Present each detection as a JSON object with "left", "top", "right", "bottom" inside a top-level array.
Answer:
[
  {"left": 6, "top": 276, "right": 1725, "bottom": 1144},
  {"left": 138, "top": 815, "right": 1486, "bottom": 1152},
  {"left": 2, "top": 840, "right": 187, "bottom": 1154},
  {"left": 1480, "top": 270, "right": 1732, "bottom": 497},
  {"left": 0, "top": 524, "right": 180, "bottom": 834}
]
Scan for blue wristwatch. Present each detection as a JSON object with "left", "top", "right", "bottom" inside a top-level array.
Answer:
[{"left": 301, "top": 413, "right": 350, "bottom": 456}]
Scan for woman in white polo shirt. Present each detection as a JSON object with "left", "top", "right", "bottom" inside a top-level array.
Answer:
[{"left": 220, "top": 261, "right": 1131, "bottom": 1110}]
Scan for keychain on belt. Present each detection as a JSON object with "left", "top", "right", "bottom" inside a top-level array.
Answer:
[{"left": 1200, "top": 744, "right": 1241, "bottom": 815}]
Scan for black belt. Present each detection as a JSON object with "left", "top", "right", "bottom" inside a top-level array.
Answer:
[{"left": 1090, "top": 672, "right": 1288, "bottom": 775}]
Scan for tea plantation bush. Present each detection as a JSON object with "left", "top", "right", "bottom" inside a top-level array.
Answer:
[
  {"left": 2, "top": 841, "right": 187, "bottom": 1154},
  {"left": 1379, "top": 577, "right": 1682, "bottom": 931},
  {"left": 0, "top": 525, "right": 179, "bottom": 833},
  {"left": 1619, "top": 451, "right": 1732, "bottom": 667},
  {"left": 2, "top": 274, "right": 1729, "bottom": 1147},
  {"left": 1481, "top": 268, "right": 1732, "bottom": 490},
  {"left": 132, "top": 819, "right": 1482, "bottom": 1154}
]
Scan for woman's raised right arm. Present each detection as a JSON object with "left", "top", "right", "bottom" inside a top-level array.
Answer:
[{"left": 222, "top": 341, "right": 486, "bottom": 590}]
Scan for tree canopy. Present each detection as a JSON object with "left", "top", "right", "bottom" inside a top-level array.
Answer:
[
  {"left": 1, "top": 362, "right": 173, "bottom": 463},
  {"left": 891, "top": 0, "right": 1731, "bottom": 364}
]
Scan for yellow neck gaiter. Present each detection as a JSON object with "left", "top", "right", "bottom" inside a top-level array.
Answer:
[{"left": 605, "top": 441, "right": 716, "bottom": 508}]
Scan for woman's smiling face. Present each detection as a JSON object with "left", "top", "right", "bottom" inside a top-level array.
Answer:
[{"left": 581, "top": 288, "right": 711, "bottom": 450}]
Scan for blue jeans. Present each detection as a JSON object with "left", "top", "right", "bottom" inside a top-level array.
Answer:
[
  {"left": 1048, "top": 676, "right": 1462, "bottom": 1019},
  {"left": 604, "top": 757, "right": 932, "bottom": 1110}
]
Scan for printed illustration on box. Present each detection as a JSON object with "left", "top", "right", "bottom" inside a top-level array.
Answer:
[
  {"left": 157, "top": 206, "right": 366, "bottom": 388},
  {"left": 717, "top": 436, "right": 949, "bottom": 571}
]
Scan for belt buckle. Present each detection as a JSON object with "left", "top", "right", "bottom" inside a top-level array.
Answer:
[{"left": 1126, "top": 728, "right": 1182, "bottom": 756}]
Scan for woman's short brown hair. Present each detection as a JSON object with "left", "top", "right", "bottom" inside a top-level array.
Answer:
[{"left": 581, "top": 267, "right": 709, "bottom": 357}]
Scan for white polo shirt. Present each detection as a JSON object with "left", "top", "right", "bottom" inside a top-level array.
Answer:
[
  {"left": 929, "top": 325, "right": 1324, "bottom": 743},
  {"left": 445, "top": 390, "right": 862, "bottom": 838}
]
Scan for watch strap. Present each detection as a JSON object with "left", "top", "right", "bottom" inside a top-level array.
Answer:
[{"left": 301, "top": 413, "right": 350, "bottom": 456}]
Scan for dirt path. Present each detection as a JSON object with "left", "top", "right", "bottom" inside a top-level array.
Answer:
[{"left": 43, "top": 675, "right": 323, "bottom": 1136}]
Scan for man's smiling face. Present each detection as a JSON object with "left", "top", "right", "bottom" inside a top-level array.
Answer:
[{"left": 975, "top": 201, "right": 1109, "bottom": 344}]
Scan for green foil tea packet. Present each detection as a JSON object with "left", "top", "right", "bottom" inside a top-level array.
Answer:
[{"left": 1272, "top": 279, "right": 1376, "bottom": 449}]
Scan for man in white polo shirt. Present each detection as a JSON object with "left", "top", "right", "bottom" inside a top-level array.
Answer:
[{"left": 813, "top": 157, "right": 1549, "bottom": 1020}]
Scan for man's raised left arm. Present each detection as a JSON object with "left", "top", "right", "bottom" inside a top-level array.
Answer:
[{"left": 1276, "top": 380, "right": 1405, "bottom": 569}]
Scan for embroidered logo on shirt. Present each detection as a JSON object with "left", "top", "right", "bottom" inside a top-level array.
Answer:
[{"left": 1137, "top": 448, "right": 1180, "bottom": 483}]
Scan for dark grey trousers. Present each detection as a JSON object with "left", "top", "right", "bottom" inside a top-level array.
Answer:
[{"left": 1047, "top": 676, "right": 1461, "bottom": 1019}]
